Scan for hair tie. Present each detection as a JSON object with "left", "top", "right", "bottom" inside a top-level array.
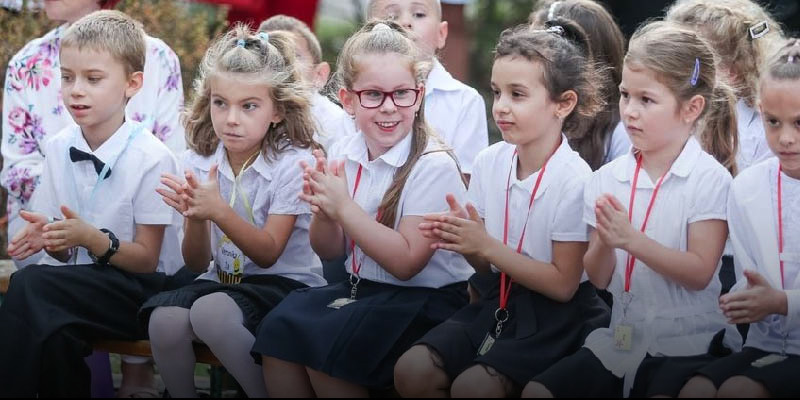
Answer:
[
  {"left": 547, "top": 1, "right": 562, "bottom": 21},
  {"left": 372, "top": 23, "right": 392, "bottom": 32},
  {"left": 546, "top": 25, "right": 565, "bottom": 36},
  {"left": 236, "top": 39, "right": 246, "bottom": 48},
  {"left": 690, "top": 57, "right": 700, "bottom": 87},
  {"left": 258, "top": 32, "right": 269, "bottom": 42},
  {"left": 749, "top": 20, "right": 769, "bottom": 39}
]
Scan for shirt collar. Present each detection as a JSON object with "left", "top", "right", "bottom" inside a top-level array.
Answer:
[
  {"left": 508, "top": 134, "right": 572, "bottom": 199},
  {"left": 73, "top": 120, "right": 137, "bottom": 164},
  {"left": 343, "top": 131, "right": 414, "bottom": 168},
  {"left": 612, "top": 136, "right": 702, "bottom": 183},
  {"left": 425, "top": 60, "right": 462, "bottom": 95}
]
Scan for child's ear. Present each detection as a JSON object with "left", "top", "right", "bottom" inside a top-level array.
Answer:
[
  {"left": 436, "top": 21, "right": 448, "bottom": 51},
  {"left": 681, "top": 94, "right": 706, "bottom": 125},
  {"left": 338, "top": 87, "right": 356, "bottom": 117},
  {"left": 125, "top": 71, "right": 143, "bottom": 99},
  {"left": 312, "top": 62, "right": 331, "bottom": 91},
  {"left": 556, "top": 90, "right": 578, "bottom": 119}
]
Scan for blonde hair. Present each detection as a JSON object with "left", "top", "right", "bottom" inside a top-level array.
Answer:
[
  {"left": 333, "top": 20, "right": 443, "bottom": 228},
  {"left": 258, "top": 15, "right": 323, "bottom": 65},
  {"left": 184, "top": 24, "right": 317, "bottom": 159},
  {"left": 530, "top": 0, "right": 626, "bottom": 170},
  {"left": 366, "top": 0, "right": 442, "bottom": 20},
  {"left": 60, "top": 10, "right": 145, "bottom": 76},
  {"left": 627, "top": 21, "right": 739, "bottom": 175},
  {"left": 666, "top": 0, "right": 783, "bottom": 107},
  {"left": 763, "top": 38, "right": 800, "bottom": 82}
]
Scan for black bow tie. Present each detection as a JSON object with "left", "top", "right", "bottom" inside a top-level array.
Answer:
[{"left": 69, "top": 146, "right": 111, "bottom": 179}]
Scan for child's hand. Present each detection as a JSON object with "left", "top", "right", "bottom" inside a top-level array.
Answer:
[
  {"left": 181, "top": 165, "right": 227, "bottom": 222},
  {"left": 595, "top": 194, "right": 638, "bottom": 250},
  {"left": 299, "top": 150, "right": 336, "bottom": 221},
  {"left": 157, "top": 173, "right": 189, "bottom": 215},
  {"left": 720, "top": 270, "right": 788, "bottom": 324},
  {"left": 419, "top": 194, "right": 469, "bottom": 240},
  {"left": 41, "top": 205, "right": 95, "bottom": 252},
  {"left": 7, "top": 210, "right": 49, "bottom": 260},
  {"left": 426, "top": 201, "right": 489, "bottom": 257},
  {"left": 301, "top": 152, "right": 352, "bottom": 222}
]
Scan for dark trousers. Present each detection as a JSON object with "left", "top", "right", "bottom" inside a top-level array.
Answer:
[{"left": 0, "top": 264, "right": 164, "bottom": 397}]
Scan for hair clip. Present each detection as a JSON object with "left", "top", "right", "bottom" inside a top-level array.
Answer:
[
  {"left": 749, "top": 20, "right": 769, "bottom": 39},
  {"left": 258, "top": 32, "right": 269, "bottom": 42},
  {"left": 690, "top": 57, "right": 700, "bottom": 87},
  {"left": 372, "top": 22, "right": 392, "bottom": 32},
  {"left": 547, "top": 1, "right": 562, "bottom": 21},
  {"left": 546, "top": 25, "right": 565, "bottom": 36},
  {"left": 236, "top": 39, "right": 246, "bottom": 48}
]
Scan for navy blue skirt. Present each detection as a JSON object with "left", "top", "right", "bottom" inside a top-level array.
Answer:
[
  {"left": 416, "top": 272, "right": 610, "bottom": 386},
  {"left": 140, "top": 274, "right": 307, "bottom": 333},
  {"left": 252, "top": 279, "right": 468, "bottom": 389}
]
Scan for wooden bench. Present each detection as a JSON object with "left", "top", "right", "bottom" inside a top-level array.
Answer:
[
  {"left": 93, "top": 339, "right": 222, "bottom": 366},
  {"left": 0, "top": 260, "right": 13, "bottom": 295}
]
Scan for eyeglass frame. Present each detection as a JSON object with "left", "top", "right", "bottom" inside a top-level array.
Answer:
[{"left": 348, "top": 88, "right": 422, "bottom": 109}]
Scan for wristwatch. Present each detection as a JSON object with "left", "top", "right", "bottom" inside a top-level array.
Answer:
[{"left": 90, "top": 229, "right": 120, "bottom": 266}]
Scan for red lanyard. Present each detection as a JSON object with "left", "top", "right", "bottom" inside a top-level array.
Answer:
[
  {"left": 348, "top": 164, "right": 381, "bottom": 278},
  {"left": 778, "top": 165, "right": 786, "bottom": 289},
  {"left": 498, "top": 147, "right": 554, "bottom": 310},
  {"left": 624, "top": 154, "right": 669, "bottom": 293}
]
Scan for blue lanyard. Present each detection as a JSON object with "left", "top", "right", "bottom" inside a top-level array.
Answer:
[{"left": 65, "top": 122, "right": 143, "bottom": 216}]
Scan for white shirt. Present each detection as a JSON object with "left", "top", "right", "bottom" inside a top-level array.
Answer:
[
  {"left": 184, "top": 144, "right": 325, "bottom": 287},
  {"left": 328, "top": 132, "right": 473, "bottom": 288},
  {"left": 604, "top": 121, "right": 632, "bottom": 165},
  {"left": 31, "top": 121, "right": 183, "bottom": 275},
  {"left": 582, "top": 137, "right": 741, "bottom": 390},
  {"left": 335, "top": 61, "right": 488, "bottom": 174},
  {"left": 310, "top": 92, "right": 349, "bottom": 151},
  {"left": 469, "top": 136, "right": 591, "bottom": 278},
  {"left": 2, "top": 25, "right": 185, "bottom": 241},
  {"left": 728, "top": 157, "right": 800, "bottom": 356},
  {"left": 736, "top": 100, "right": 773, "bottom": 173}
]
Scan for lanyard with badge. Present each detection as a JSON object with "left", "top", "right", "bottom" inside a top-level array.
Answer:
[
  {"left": 215, "top": 151, "right": 259, "bottom": 285},
  {"left": 753, "top": 165, "right": 792, "bottom": 367},
  {"left": 327, "top": 163, "right": 382, "bottom": 309},
  {"left": 614, "top": 153, "right": 670, "bottom": 352},
  {"left": 477, "top": 144, "right": 556, "bottom": 356},
  {"left": 63, "top": 123, "right": 142, "bottom": 263}
]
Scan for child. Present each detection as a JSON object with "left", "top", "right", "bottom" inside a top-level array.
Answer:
[
  {"left": 366, "top": 0, "right": 488, "bottom": 178},
  {"left": 666, "top": 0, "right": 783, "bottom": 173},
  {"left": 393, "top": 22, "right": 610, "bottom": 398},
  {"left": 252, "top": 21, "right": 473, "bottom": 397},
  {"left": 140, "top": 26, "right": 326, "bottom": 398},
  {"left": 678, "top": 39, "right": 800, "bottom": 399},
  {"left": 0, "top": 11, "right": 182, "bottom": 397},
  {"left": 258, "top": 14, "right": 350, "bottom": 150},
  {"left": 522, "top": 21, "right": 742, "bottom": 398},
  {"left": 530, "top": 0, "right": 631, "bottom": 170},
  {"left": 2, "top": 0, "right": 184, "bottom": 269}
]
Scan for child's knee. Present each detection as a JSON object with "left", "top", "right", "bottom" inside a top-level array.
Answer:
[
  {"left": 450, "top": 364, "right": 511, "bottom": 398},
  {"left": 521, "top": 381, "right": 554, "bottom": 398},
  {"left": 678, "top": 375, "right": 717, "bottom": 398},
  {"left": 148, "top": 306, "right": 191, "bottom": 348},
  {"left": 718, "top": 376, "right": 769, "bottom": 398},
  {"left": 188, "top": 292, "right": 240, "bottom": 340},
  {"left": 394, "top": 345, "right": 448, "bottom": 396}
]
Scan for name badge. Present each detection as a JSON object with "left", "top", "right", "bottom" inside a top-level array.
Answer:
[
  {"left": 327, "top": 298, "right": 357, "bottom": 309},
  {"left": 217, "top": 235, "right": 245, "bottom": 277},
  {"left": 614, "top": 324, "right": 634, "bottom": 352},
  {"left": 751, "top": 354, "right": 787, "bottom": 368},
  {"left": 477, "top": 333, "right": 496, "bottom": 356}
]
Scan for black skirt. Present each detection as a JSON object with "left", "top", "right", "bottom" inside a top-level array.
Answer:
[
  {"left": 695, "top": 347, "right": 800, "bottom": 397},
  {"left": 416, "top": 272, "right": 610, "bottom": 386},
  {"left": 251, "top": 279, "right": 468, "bottom": 389},
  {"left": 139, "top": 274, "right": 307, "bottom": 333}
]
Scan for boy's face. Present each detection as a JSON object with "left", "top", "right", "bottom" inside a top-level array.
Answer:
[
  {"left": 60, "top": 46, "right": 142, "bottom": 138},
  {"left": 288, "top": 32, "right": 327, "bottom": 89},
  {"left": 44, "top": 0, "right": 100, "bottom": 23},
  {"left": 371, "top": 0, "right": 447, "bottom": 57}
]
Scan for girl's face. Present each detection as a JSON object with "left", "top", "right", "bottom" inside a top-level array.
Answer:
[
  {"left": 619, "top": 63, "right": 698, "bottom": 153},
  {"left": 760, "top": 76, "right": 800, "bottom": 178},
  {"left": 209, "top": 73, "right": 282, "bottom": 160},
  {"left": 491, "top": 56, "right": 563, "bottom": 148},
  {"left": 44, "top": 0, "right": 100, "bottom": 23},
  {"left": 339, "top": 53, "right": 423, "bottom": 158}
]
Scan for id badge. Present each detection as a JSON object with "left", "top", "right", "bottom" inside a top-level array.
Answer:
[
  {"left": 327, "top": 298, "right": 357, "bottom": 309},
  {"left": 218, "top": 235, "right": 245, "bottom": 275},
  {"left": 477, "top": 333, "right": 496, "bottom": 356},
  {"left": 614, "top": 324, "right": 634, "bottom": 351},
  {"left": 751, "top": 354, "right": 787, "bottom": 368}
]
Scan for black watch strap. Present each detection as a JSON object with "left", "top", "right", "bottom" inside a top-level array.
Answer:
[{"left": 96, "top": 229, "right": 120, "bottom": 266}]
